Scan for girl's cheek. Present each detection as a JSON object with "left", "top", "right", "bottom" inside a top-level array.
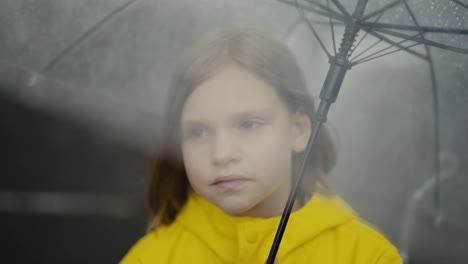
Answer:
[
  {"left": 183, "top": 148, "right": 207, "bottom": 178},
  {"left": 247, "top": 129, "right": 286, "bottom": 152},
  {"left": 185, "top": 162, "right": 206, "bottom": 185}
]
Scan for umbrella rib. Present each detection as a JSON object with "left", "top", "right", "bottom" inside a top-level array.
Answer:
[
  {"left": 362, "top": 29, "right": 427, "bottom": 60},
  {"left": 348, "top": 12, "right": 384, "bottom": 59},
  {"left": 403, "top": 0, "right": 443, "bottom": 217},
  {"left": 281, "top": 17, "right": 345, "bottom": 45},
  {"left": 361, "top": 0, "right": 403, "bottom": 21},
  {"left": 403, "top": 0, "right": 419, "bottom": 31},
  {"left": 277, "top": 0, "right": 345, "bottom": 21},
  {"left": 281, "top": 16, "right": 303, "bottom": 41},
  {"left": 295, "top": 0, "right": 332, "bottom": 58},
  {"left": 360, "top": 22, "right": 468, "bottom": 35},
  {"left": 372, "top": 27, "right": 468, "bottom": 55},
  {"left": 40, "top": 0, "right": 138, "bottom": 74},
  {"left": 351, "top": 42, "right": 420, "bottom": 66},
  {"left": 350, "top": 38, "right": 383, "bottom": 61},
  {"left": 451, "top": 0, "right": 468, "bottom": 10},
  {"left": 303, "top": 0, "right": 348, "bottom": 21},
  {"left": 329, "top": 0, "right": 353, "bottom": 21},
  {"left": 327, "top": 0, "right": 337, "bottom": 55},
  {"left": 427, "top": 46, "right": 441, "bottom": 215},
  {"left": 351, "top": 36, "right": 412, "bottom": 64}
]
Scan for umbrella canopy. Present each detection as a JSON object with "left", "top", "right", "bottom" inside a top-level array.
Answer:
[
  {"left": 0, "top": 0, "right": 467, "bottom": 263},
  {"left": 275, "top": 1, "right": 468, "bottom": 263}
]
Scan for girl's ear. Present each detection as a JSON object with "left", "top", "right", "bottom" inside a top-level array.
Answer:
[{"left": 292, "top": 112, "right": 312, "bottom": 153}]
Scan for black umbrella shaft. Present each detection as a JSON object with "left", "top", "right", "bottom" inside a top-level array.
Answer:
[
  {"left": 320, "top": 0, "right": 367, "bottom": 109},
  {"left": 265, "top": 1, "right": 370, "bottom": 264},
  {"left": 353, "top": 0, "right": 369, "bottom": 18},
  {"left": 265, "top": 118, "right": 324, "bottom": 264}
]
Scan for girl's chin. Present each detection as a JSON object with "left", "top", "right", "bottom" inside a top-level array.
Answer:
[{"left": 214, "top": 198, "right": 261, "bottom": 217}]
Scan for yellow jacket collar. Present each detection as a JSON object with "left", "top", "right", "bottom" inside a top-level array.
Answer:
[{"left": 176, "top": 191, "right": 355, "bottom": 262}]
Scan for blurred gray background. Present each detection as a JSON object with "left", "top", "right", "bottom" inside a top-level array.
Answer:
[{"left": 0, "top": 0, "right": 467, "bottom": 263}]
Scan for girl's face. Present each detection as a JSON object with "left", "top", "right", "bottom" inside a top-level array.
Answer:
[{"left": 180, "top": 64, "right": 310, "bottom": 217}]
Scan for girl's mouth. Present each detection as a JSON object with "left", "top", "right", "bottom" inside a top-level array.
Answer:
[{"left": 211, "top": 176, "right": 249, "bottom": 191}]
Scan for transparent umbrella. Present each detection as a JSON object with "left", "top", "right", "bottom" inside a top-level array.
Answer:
[
  {"left": 268, "top": 0, "right": 468, "bottom": 263},
  {"left": 0, "top": 0, "right": 467, "bottom": 263}
]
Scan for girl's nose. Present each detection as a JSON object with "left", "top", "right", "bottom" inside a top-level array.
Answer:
[{"left": 211, "top": 133, "right": 239, "bottom": 166}]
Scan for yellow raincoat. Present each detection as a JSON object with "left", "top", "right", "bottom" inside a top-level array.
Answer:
[{"left": 121, "top": 191, "right": 402, "bottom": 263}]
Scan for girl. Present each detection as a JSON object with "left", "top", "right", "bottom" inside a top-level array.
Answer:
[{"left": 121, "top": 27, "right": 401, "bottom": 264}]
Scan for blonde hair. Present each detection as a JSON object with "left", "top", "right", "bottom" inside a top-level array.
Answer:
[{"left": 147, "top": 27, "right": 336, "bottom": 231}]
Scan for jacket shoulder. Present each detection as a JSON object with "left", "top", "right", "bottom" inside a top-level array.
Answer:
[
  {"left": 335, "top": 218, "right": 402, "bottom": 264},
  {"left": 119, "top": 225, "right": 176, "bottom": 264}
]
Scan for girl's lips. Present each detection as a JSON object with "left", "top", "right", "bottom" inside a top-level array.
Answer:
[
  {"left": 211, "top": 176, "right": 249, "bottom": 191},
  {"left": 212, "top": 179, "right": 248, "bottom": 190}
]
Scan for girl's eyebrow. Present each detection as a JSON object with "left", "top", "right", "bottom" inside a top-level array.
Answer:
[
  {"left": 232, "top": 107, "right": 276, "bottom": 119},
  {"left": 180, "top": 120, "right": 206, "bottom": 129},
  {"left": 181, "top": 107, "right": 275, "bottom": 127}
]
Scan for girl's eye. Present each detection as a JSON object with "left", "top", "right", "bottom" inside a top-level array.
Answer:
[
  {"left": 184, "top": 128, "right": 207, "bottom": 139},
  {"left": 239, "top": 119, "right": 262, "bottom": 130}
]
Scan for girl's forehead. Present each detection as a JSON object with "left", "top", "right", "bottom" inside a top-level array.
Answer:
[{"left": 180, "top": 65, "right": 286, "bottom": 123}]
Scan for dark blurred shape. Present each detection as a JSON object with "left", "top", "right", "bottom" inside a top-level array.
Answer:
[{"left": 0, "top": 94, "right": 148, "bottom": 263}]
